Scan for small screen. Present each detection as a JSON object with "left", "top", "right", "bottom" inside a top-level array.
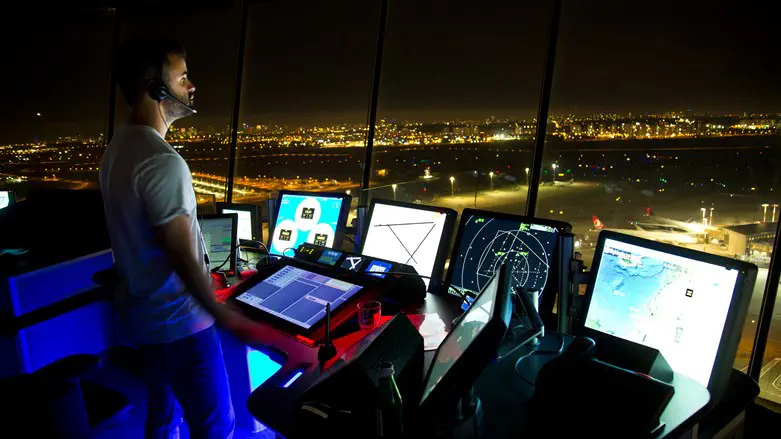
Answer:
[
  {"left": 271, "top": 194, "right": 346, "bottom": 256},
  {"left": 341, "top": 255, "right": 365, "bottom": 271},
  {"left": 200, "top": 217, "right": 234, "bottom": 271},
  {"left": 421, "top": 271, "right": 497, "bottom": 405},
  {"left": 317, "top": 249, "right": 343, "bottom": 266},
  {"left": 0, "top": 191, "right": 10, "bottom": 210},
  {"left": 223, "top": 209, "right": 253, "bottom": 241},
  {"left": 585, "top": 237, "right": 740, "bottom": 387},
  {"left": 449, "top": 215, "right": 559, "bottom": 297},
  {"left": 362, "top": 202, "right": 450, "bottom": 289},
  {"left": 366, "top": 260, "right": 393, "bottom": 278},
  {"left": 236, "top": 266, "right": 363, "bottom": 329}
]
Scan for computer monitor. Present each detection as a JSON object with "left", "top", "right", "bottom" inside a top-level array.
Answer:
[
  {"left": 360, "top": 199, "right": 456, "bottom": 292},
  {"left": 445, "top": 209, "right": 570, "bottom": 298},
  {"left": 234, "top": 264, "right": 364, "bottom": 331},
  {"left": 269, "top": 191, "right": 352, "bottom": 256},
  {"left": 420, "top": 262, "right": 512, "bottom": 411},
  {"left": 0, "top": 189, "right": 16, "bottom": 210},
  {"left": 198, "top": 213, "right": 238, "bottom": 273},
  {"left": 577, "top": 230, "right": 757, "bottom": 394},
  {"left": 217, "top": 203, "right": 262, "bottom": 243}
]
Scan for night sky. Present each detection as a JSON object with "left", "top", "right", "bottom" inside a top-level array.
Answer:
[{"left": 0, "top": 0, "right": 779, "bottom": 142}]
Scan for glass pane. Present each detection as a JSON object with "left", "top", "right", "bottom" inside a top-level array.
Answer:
[
  {"left": 537, "top": 0, "right": 780, "bottom": 396},
  {"left": 760, "top": 281, "right": 781, "bottom": 407},
  {"left": 367, "top": 0, "right": 550, "bottom": 214},
  {"left": 233, "top": 0, "right": 380, "bottom": 225},
  {"left": 0, "top": 11, "right": 113, "bottom": 200},
  {"left": 116, "top": 5, "right": 242, "bottom": 204}
]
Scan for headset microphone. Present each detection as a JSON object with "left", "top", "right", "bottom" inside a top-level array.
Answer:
[{"left": 148, "top": 79, "right": 197, "bottom": 114}]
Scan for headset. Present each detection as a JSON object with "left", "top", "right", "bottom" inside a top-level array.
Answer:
[{"left": 147, "top": 74, "right": 197, "bottom": 114}]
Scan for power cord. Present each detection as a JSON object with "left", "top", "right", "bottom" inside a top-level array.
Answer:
[
  {"left": 243, "top": 241, "right": 271, "bottom": 268},
  {"left": 211, "top": 243, "right": 241, "bottom": 272},
  {"left": 513, "top": 332, "right": 565, "bottom": 387}
]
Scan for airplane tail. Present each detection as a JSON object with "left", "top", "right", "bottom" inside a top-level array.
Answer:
[{"left": 592, "top": 215, "right": 604, "bottom": 230}]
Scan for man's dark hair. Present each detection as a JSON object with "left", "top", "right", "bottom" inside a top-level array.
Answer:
[{"left": 114, "top": 38, "right": 186, "bottom": 106}]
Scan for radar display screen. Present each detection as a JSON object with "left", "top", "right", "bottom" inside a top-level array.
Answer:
[{"left": 448, "top": 214, "right": 559, "bottom": 297}]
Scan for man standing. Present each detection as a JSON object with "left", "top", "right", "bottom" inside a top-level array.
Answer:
[{"left": 101, "top": 38, "right": 255, "bottom": 438}]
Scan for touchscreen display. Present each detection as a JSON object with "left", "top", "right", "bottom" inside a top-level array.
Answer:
[{"left": 236, "top": 266, "right": 363, "bottom": 329}]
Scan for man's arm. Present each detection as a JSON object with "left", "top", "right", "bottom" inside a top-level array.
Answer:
[
  {"left": 153, "top": 215, "right": 226, "bottom": 321},
  {"left": 154, "top": 215, "right": 262, "bottom": 341},
  {"left": 135, "top": 153, "right": 260, "bottom": 340}
]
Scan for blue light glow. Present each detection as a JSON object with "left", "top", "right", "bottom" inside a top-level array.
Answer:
[
  {"left": 282, "top": 371, "right": 304, "bottom": 388},
  {"left": 247, "top": 348, "right": 282, "bottom": 391}
]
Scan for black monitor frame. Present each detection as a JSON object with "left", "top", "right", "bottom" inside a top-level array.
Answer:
[
  {"left": 444, "top": 208, "right": 571, "bottom": 299},
  {"left": 420, "top": 261, "right": 513, "bottom": 412},
  {"left": 198, "top": 213, "right": 239, "bottom": 274},
  {"left": 574, "top": 230, "right": 757, "bottom": 397},
  {"left": 217, "top": 202, "right": 263, "bottom": 244},
  {"left": 359, "top": 198, "right": 457, "bottom": 293},
  {"left": 0, "top": 189, "right": 17, "bottom": 210},
  {"left": 269, "top": 190, "right": 352, "bottom": 257}
]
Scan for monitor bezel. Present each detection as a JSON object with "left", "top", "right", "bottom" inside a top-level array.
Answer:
[
  {"left": 360, "top": 198, "right": 457, "bottom": 293},
  {"left": 216, "top": 202, "right": 263, "bottom": 243},
  {"left": 269, "top": 190, "right": 353, "bottom": 256},
  {"left": 574, "top": 230, "right": 757, "bottom": 395},
  {"left": 443, "top": 208, "right": 572, "bottom": 298},
  {"left": 420, "top": 261, "right": 513, "bottom": 411},
  {"left": 198, "top": 213, "right": 239, "bottom": 274},
  {"left": 229, "top": 259, "right": 375, "bottom": 342},
  {"left": 0, "top": 188, "right": 17, "bottom": 209}
]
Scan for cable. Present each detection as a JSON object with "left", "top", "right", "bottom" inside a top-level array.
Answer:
[
  {"left": 367, "top": 271, "right": 431, "bottom": 280},
  {"left": 211, "top": 243, "right": 241, "bottom": 272},
  {"left": 244, "top": 241, "right": 271, "bottom": 267},
  {"left": 255, "top": 240, "right": 271, "bottom": 259}
]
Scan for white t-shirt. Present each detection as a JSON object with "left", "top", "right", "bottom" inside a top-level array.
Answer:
[{"left": 100, "top": 124, "right": 214, "bottom": 345}]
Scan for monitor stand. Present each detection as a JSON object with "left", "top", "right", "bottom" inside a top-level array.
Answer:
[{"left": 428, "top": 385, "right": 484, "bottom": 439}]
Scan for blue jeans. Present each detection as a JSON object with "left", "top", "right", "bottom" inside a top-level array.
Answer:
[{"left": 141, "top": 325, "right": 235, "bottom": 439}]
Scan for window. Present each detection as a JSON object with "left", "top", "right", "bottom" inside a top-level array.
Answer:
[
  {"left": 117, "top": 4, "right": 242, "bottom": 203},
  {"left": 760, "top": 282, "right": 781, "bottom": 404},
  {"left": 368, "top": 0, "right": 550, "bottom": 213},
  {"left": 537, "top": 0, "right": 781, "bottom": 404},
  {"left": 0, "top": 10, "right": 114, "bottom": 200},
  {"left": 233, "top": 0, "right": 380, "bottom": 212}
]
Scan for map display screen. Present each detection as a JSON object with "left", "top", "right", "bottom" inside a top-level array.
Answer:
[
  {"left": 0, "top": 191, "right": 10, "bottom": 209},
  {"left": 585, "top": 238, "right": 740, "bottom": 387},
  {"left": 449, "top": 214, "right": 558, "bottom": 297},
  {"left": 362, "top": 202, "right": 450, "bottom": 289},
  {"left": 271, "top": 194, "right": 346, "bottom": 256}
]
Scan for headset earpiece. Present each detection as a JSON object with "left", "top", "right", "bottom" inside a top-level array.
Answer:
[
  {"left": 147, "top": 79, "right": 168, "bottom": 102},
  {"left": 147, "top": 77, "right": 196, "bottom": 114}
]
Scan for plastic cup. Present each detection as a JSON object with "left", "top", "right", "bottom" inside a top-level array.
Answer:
[{"left": 357, "top": 301, "right": 382, "bottom": 330}]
